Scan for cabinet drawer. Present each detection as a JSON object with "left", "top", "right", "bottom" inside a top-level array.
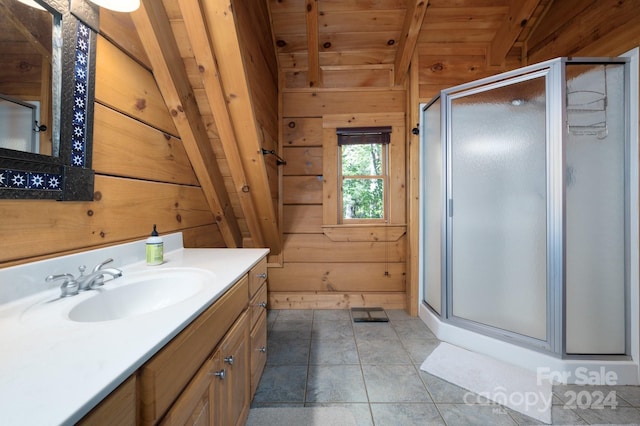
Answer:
[
  {"left": 248, "top": 257, "right": 267, "bottom": 298},
  {"left": 249, "top": 283, "right": 267, "bottom": 331},
  {"left": 250, "top": 310, "right": 267, "bottom": 399},
  {"left": 140, "top": 276, "right": 248, "bottom": 424}
]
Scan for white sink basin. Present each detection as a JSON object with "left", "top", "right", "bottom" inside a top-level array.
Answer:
[{"left": 67, "top": 268, "right": 212, "bottom": 323}]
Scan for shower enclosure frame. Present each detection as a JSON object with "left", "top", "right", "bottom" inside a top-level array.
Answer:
[{"left": 420, "top": 55, "right": 637, "bottom": 360}]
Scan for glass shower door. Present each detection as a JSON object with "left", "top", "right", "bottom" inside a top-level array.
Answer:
[{"left": 447, "top": 72, "right": 549, "bottom": 343}]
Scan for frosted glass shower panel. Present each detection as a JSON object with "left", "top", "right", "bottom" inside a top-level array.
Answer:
[
  {"left": 424, "top": 98, "right": 442, "bottom": 314},
  {"left": 450, "top": 75, "right": 548, "bottom": 340},
  {"left": 565, "top": 64, "right": 626, "bottom": 354}
]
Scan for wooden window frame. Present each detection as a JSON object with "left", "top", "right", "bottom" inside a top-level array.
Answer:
[
  {"left": 337, "top": 127, "right": 391, "bottom": 224},
  {"left": 322, "top": 113, "right": 406, "bottom": 230}
]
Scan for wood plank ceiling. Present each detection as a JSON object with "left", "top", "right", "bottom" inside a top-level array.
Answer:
[
  {"left": 269, "top": 0, "right": 552, "bottom": 88},
  {"left": 129, "top": 0, "right": 554, "bottom": 253}
]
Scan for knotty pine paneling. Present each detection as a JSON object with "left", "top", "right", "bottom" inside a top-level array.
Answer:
[
  {"left": 276, "top": 80, "right": 407, "bottom": 309},
  {"left": 278, "top": 50, "right": 397, "bottom": 69},
  {"left": 183, "top": 224, "right": 226, "bottom": 248},
  {"left": 526, "top": 0, "right": 640, "bottom": 63},
  {"left": 268, "top": 262, "right": 405, "bottom": 292},
  {"left": 318, "top": 10, "right": 405, "bottom": 34},
  {"left": 93, "top": 104, "right": 198, "bottom": 185},
  {"left": 0, "top": 175, "right": 215, "bottom": 264},
  {"left": 283, "top": 118, "right": 323, "bottom": 146},
  {"left": 282, "top": 90, "right": 405, "bottom": 117},
  {"left": 418, "top": 54, "right": 493, "bottom": 87},
  {"left": 321, "top": 67, "right": 392, "bottom": 89},
  {"left": 283, "top": 205, "right": 323, "bottom": 234},
  {"left": 283, "top": 234, "right": 405, "bottom": 263},
  {"left": 96, "top": 36, "right": 178, "bottom": 137},
  {"left": 282, "top": 176, "right": 323, "bottom": 204},
  {"left": 99, "top": 9, "right": 150, "bottom": 69},
  {"left": 269, "top": 292, "right": 406, "bottom": 310},
  {"left": 282, "top": 147, "right": 322, "bottom": 176}
]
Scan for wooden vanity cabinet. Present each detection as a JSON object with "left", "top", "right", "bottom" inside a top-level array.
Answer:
[
  {"left": 140, "top": 276, "right": 249, "bottom": 424},
  {"left": 161, "top": 311, "right": 250, "bottom": 426},
  {"left": 77, "top": 375, "right": 137, "bottom": 426},
  {"left": 212, "top": 311, "right": 250, "bottom": 426},
  {"left": 248, "top": 258, "right": 268, "bottom": 398},
  {"left": 78, "top": 255, "right": 268, "bottom": 426}
]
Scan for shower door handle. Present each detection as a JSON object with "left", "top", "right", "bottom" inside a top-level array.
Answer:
[{"left": 448, "top": 199, "right": 453, "bottom": 217}]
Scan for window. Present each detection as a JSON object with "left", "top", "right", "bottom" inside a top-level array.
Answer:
[{"left": 337, "top": 127, "right": 391, "bottom": 222}]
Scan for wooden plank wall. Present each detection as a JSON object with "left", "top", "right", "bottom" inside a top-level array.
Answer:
[
  {"left": 0, "top": 12, "right": 224, "bottom": 268},
  {"left": 271, "top": 46, "right": 408, "bottom": 309}
]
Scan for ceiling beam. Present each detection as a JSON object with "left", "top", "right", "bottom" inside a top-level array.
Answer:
[
  {"left": 394, "top": 0, "right": 429, "bottom": 86},
  {"left": 201, "top": 0, "right": 282, "bottom": 254},
  {"left": 305, "top": 0, "right": 320, "bottom": 88},
  {"left": 489, "top": 0, "right": 541, "bottom": 66},
  {"left": 178, "top": 0, "right": 266, "bottom": 249},
  {"left": 131, "top": 0, "right": 243, "bottom": 248}
]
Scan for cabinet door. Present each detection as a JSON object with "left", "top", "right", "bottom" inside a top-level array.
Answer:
[
  {"left": 159, "top": 355, "right": 217, "bottom": 426},
  {"left": 214, "top": 311, "right": 250, "bottom": 426},
  {"left": 250, "top": 309, "right": 267, "bottom": 399}
]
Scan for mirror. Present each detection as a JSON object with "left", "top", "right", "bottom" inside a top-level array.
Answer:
[
  {"left": 0, "top": 0, "right": 56, "bottom": 156},
  {"left": 0, "top": 0, "right": 98, "bottom": 200}
]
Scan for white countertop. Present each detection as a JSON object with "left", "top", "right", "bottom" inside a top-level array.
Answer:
[{"left": 0, "top": 237, "right": 268, "bottom": 425}]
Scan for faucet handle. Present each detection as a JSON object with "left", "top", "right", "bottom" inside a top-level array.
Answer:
[
  {"left": 93, "top": 258, "right": 114, "bottom": 272},
  {"left": 46, "top": 273, "right": 74, "bottom": 283},
  {"left": 45, "top": 274, "right": 79, "bottom": 297}
]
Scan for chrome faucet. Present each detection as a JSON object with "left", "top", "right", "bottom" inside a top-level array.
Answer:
[
  {"left": 76, "top": 258, "right": 123, "bottom": 291},
  {"left": 45, "top": 258, "right": 123, "bottom": 297}
]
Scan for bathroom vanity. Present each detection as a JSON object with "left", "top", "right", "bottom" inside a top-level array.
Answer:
[{"left": 0, "top": 234, "right": 268, "bottom": 425}]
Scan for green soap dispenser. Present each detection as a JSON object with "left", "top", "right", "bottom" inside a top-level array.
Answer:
[{"left": 146, "top": 224, "right": 164, "bottom": 265}]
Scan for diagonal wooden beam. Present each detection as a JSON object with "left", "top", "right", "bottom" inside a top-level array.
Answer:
[
  {"left": 394, "top": 0, "right": 428, "bottom": 86},
  {"left": 305, "top": 0, "right": 320, "bottom": 88},
  {"left": 489, "top": 0, "right": 541, "bottom": 66},
  {"left": 201, "top": 0, "right": 282, "bottom": 254},
  {"left": 178, "top": 0, "right": 266, "bottom": 248},
  {"left": 131, "top": 0, "right": 243, "bottom": 248}
]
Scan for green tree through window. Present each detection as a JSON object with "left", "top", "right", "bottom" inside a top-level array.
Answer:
[{"left": 337, "top": 127, "right": 390, "bottom": 221}]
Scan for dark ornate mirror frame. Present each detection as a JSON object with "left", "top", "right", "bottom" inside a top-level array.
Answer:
[{"left": 0, "top": 0, "right": 98, "bottom": 200}]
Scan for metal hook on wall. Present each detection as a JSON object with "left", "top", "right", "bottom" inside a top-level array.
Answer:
[
  {"left": 261, "top": 148, "right": 287, "bottom": 165},
  {"left": 34, "top": 121, "right": 47, "bottom": 133}
]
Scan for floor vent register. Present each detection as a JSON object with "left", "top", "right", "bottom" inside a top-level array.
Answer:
[{"left": 351, "top": 307, "right": 389, "bottom": 323}]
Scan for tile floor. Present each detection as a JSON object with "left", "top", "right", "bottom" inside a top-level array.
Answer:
[{"left": 251, "top": 309, "right": 640, "bottom": 426}]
